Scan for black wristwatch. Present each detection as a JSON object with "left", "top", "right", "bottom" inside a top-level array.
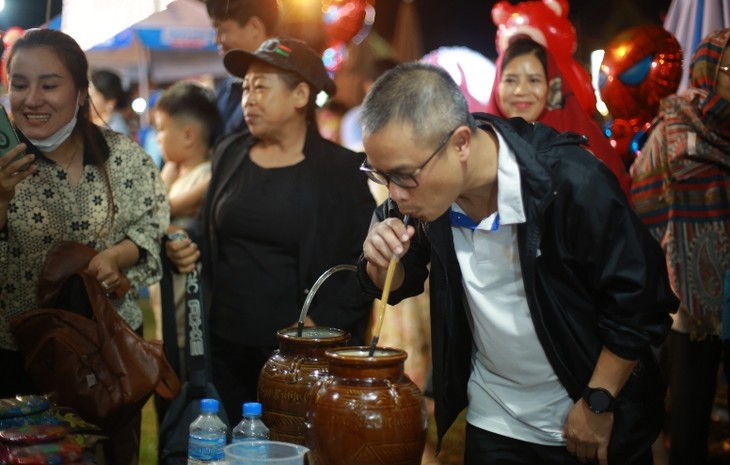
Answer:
[{"left": 582, "top": 386, "right": 615, "bottom": 413}]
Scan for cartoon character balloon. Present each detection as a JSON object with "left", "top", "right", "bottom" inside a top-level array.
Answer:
[
  {"left": 599, "top": 25, "right": 682, "bottom": 162},
  {"left": 491, "top": 0, "right": 597, "bottom": 117}
]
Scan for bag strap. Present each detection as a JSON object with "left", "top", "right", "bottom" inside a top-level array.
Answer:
[
  {"left": 154, "top": 345, "right": 183, "bottom": 399},
  {"left": 37, "top": 241, "right": 130, "bottom": 307},
  {"left": 159, "top": 244, "right": 211, "bottom": 394},
  {"left": 75, "top": 269, "right": 121, "bottom": 341},
  {"left": 160, "top": 253, "right": 182, "bottom": 377},
  {"left": 184, "top": 265, "right": 212, "bottom": 392}
]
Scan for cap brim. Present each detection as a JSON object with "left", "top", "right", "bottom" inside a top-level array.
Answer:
[{"left": 223, "top": 49, "right": 258, "bottom": 78}]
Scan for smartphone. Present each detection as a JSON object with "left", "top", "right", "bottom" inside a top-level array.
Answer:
[{"left": 0, "top": 104, "right": 28, "bottom": 170}]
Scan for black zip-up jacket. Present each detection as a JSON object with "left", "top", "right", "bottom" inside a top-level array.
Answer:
[{"left": 359, "top": 114, "right": 678, "bottom": 463}]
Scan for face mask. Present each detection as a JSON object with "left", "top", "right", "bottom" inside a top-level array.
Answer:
[{"left": 27, "top": 93, "right": 80, "bottom": 153}]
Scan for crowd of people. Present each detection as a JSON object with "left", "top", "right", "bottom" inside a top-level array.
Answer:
[{"left": 0, "top": 0, "right": 728, "bottom": 464}]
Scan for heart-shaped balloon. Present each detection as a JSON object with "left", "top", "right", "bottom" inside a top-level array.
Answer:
[{"left": 323, "top": 0, "right": 370, "bottom": 46}]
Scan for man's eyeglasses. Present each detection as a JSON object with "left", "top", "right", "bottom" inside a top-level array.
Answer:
[
  {"left": 360, "top": 127, "right": 458, "bottom": 188},
  {"left": 719, "top": 65, "right": 730, "bottom": 76}
]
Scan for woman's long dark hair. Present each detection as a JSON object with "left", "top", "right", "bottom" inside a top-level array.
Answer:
[{"left": 6, "top": 28, "right": 117, "bottom": 236}]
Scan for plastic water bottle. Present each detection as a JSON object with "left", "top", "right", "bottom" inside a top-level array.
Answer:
[
  {"left": 232, "top": 402, "right": 270, "bottom": 443},
  {"left": 188, "top": 398, "right": 227, "bottom": 465}
]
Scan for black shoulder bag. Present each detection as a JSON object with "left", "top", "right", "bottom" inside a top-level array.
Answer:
[{"left": 157, "top": 256, "right": 229, "bottom": 465}]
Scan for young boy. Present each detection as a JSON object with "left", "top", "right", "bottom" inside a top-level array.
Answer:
[{"left": 150, "top": 81, "right": 220, "bottom": 363}]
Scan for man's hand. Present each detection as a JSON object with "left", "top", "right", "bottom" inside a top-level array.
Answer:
[
  {"left": 362, "top": 217, "right": 414, "bottom": 289},
  {"left": 564, "top": 399, "right": 614, "bottom": 465}
]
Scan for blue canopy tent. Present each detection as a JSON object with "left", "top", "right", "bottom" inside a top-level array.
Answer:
[{"left": 51, "top": 0, "right": 226, "bottom": 122}]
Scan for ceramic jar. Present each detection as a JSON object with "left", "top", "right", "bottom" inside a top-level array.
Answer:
[
  {"left": 258, "top": 326, "right": 350, "bottom": 445},
  {"left": 306, "top": 346, "right": 427, "bottom": 465}
]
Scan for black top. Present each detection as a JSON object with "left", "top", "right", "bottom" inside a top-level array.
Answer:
[
  {"left": 211, "top": 157, "right": 304, "bottom": 346},
  {"left": 193, "top": 128, "right": 375, "bottom": 349}
]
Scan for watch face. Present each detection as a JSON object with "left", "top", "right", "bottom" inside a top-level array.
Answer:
[{"left": 588, "top": 390, "right": 612, "bottom": 412}]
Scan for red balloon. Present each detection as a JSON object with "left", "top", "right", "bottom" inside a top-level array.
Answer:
[
  {"left": 2, "top": 26, "right": 25, "bottom": 48},
  {"left": 1, "top": 27, "right": 25, "bottom": 88},
  {"left": 491, "top": 0, "right": 596, "bottom": 117},
  {"left": 605, "top": 118, "right": 653, "bottom": 165},
  {"left": 323, "top": 0, "right": 368, "bottom": 46},
  {"left": 563, "top": 60, "right": 597, "bottom": 120},
  {"left": 599, "top": 25, "right": 682, "bottom": 122},
  {"left": 492, "top": 0, "right": 575, "bottom": 59}
]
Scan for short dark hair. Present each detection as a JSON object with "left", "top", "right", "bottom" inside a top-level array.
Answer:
[
  {"left": 500, "top": 37, "right": 548, "bottom": 77},
  {"left": 205, "top": 0, "right": 278, "bottom": 33},
  {"left": 361, "top": 62, "right": 475, "bottom": 147},
  {"left": 155, "top": 81, "right": 220, "bottom": 146},
  {"left": 91, "top": 69, "right": 129, "bottom": 109}
]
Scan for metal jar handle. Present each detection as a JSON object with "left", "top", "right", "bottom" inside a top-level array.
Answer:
[{"left": 296, "top": 264, "right": 357, "bottom": 336}]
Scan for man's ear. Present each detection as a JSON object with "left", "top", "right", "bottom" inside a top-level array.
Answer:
[
  {"left": 247, "top": 16, "right": 268, "bottom": 43},
  {"left": 453, "top": 125, "right": 472, "bottom": 161}
]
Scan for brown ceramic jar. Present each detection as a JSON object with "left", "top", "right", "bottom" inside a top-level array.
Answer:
[
  {"left": 258, "top": 327, "right": 350, "bottom": 445},
  {"left": 306, "top": 346, "right": 427, "bottom": 465}
]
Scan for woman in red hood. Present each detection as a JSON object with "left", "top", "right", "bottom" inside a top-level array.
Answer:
[{"left": 486, "top": 37, "right": 631, "bottom": 199}]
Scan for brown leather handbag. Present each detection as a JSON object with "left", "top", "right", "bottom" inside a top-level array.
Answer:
[{"left": 10, "top": 241, "right": 181, "bottom": 431}]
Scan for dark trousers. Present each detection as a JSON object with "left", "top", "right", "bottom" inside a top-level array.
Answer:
[
  {"left": 209, "top": 332, "right": 276, "bottom": 427},
  {"left": 464, "top": 423, "right": 652, "bottom": 465},
  {"left": 666, "top": 330, "right": 722, "bottom": 465}
]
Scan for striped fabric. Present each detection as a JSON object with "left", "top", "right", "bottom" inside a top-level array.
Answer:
[
  {"left": 630, "top": 28, "right": 730, "bottom": 331},
  {"left": 689, "top": 28, "right": 730, "bottom": 133}
]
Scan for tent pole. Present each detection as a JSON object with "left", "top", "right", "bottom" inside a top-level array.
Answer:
[{"left": 138, "top": 45, "right": 151, "bottom": 128}]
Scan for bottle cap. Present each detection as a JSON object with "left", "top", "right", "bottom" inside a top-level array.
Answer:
[
  {"left": 200, "top": 398, "right": 219, "bottom": 413},
  {"left": 243, "top": 402, "right": 262, "bottom": 416}
]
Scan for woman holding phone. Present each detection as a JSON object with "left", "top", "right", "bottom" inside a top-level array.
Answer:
[{"left": 0, "top": 28, "right": 168, "bottom": 465}]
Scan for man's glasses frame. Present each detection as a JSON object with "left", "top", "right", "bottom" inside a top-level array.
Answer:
[
  {"left": 719, "top": 65, "right": 730, "bottom": 76},
  {"left": 360, "top": 127, "right": 459, "bottom": 188}
]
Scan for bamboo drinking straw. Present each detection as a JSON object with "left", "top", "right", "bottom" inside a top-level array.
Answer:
[{"left": 368, "top": 215, "right": 409, "bottom": 356}]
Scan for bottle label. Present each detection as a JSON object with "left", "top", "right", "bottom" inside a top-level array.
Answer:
[{"left": 188, "top": 434, "right": 225, "bottom": 460}]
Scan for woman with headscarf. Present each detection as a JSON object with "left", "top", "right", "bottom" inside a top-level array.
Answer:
[
  {"left": 630, "top": 27, "right": 730, "bottom": 465},
  {"left": 486, "top": 37, "right": 631, "bottom": 199}
]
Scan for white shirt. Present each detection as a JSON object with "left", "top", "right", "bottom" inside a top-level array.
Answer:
[{"left": 453, "top": 127, "right": 573, "bottom": 445}]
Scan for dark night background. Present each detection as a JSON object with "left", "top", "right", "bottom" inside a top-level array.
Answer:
[{"left": 1, "top": 0, "right": 672, "bottom": 64}]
